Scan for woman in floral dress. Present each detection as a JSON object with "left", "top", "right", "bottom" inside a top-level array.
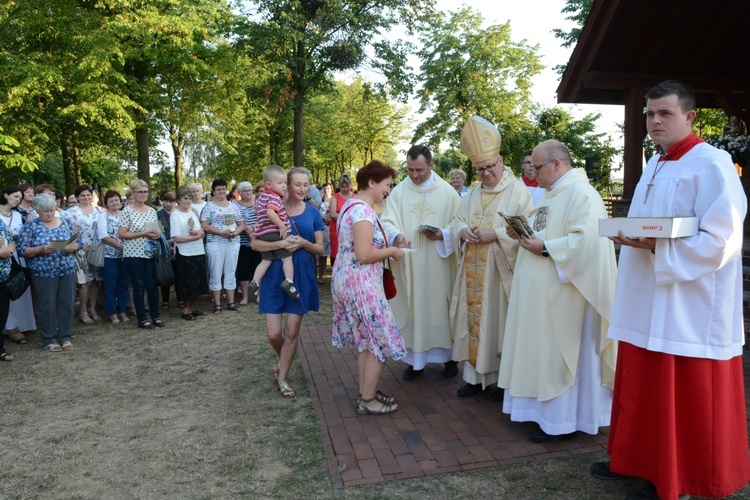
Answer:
[
  {"left": 331, "top": 160, "right": 405, "bottom": 415},
  {"left": 67, "top": 184, "right": 104, "bottom": 323}
]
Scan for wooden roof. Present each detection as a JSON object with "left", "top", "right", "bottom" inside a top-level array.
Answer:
[{"left": 556, "top": 0, "right": 750, "bottom": 125}]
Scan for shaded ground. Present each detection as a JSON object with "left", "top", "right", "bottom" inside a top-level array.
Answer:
[{"left": 0, "top": 283, "right": 748, "bottom": 499}]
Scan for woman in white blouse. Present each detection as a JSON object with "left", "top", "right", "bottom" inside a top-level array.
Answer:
[{"left": 170, "top": 186, "right": 208, "bottom": 320}]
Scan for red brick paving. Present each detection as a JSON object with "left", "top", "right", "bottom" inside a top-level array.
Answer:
[{"left": 298, "top": 324, "right": 612, "bottom": 488}]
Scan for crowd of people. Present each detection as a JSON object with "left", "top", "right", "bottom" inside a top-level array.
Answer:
[
  {"left": 1, "top": 79, "right": 748, "bottom": 499},
  {"left": 0, "top": 166, "right": 329, "bottom": 361}
]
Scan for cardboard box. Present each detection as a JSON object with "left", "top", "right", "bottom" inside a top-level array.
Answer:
[{"left": 598, "top": 217, "right": 699, "bottom": 238}]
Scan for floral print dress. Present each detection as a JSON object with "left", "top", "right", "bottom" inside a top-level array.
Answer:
[
  {"left": 331, "top": 199, "right": 405, "bottom": 362},
  {"left": 68, "top": 205, "right": 104, "bottom": 281}
]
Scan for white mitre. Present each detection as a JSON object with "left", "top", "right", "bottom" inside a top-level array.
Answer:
[{"left": 460, "top": 115, "right": 502, "bottom": 164}]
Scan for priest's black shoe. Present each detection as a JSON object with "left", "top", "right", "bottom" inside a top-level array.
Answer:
[
  {"left": 590, "top": 461, "right": 624, "bottom": 480},
  {"left": 487, "top": 386, "right": 504, "bottom": 402},
  {"left": 527, "top": 429, "right": 577, "bottom": 443},
  {"left": 443, "top": 361, "right": 458, "bottom": 378},
  {"left": 457, "top": 383, "right": 481, "bottom": 397},
  {"left": 403, "top": 365, "right": 423, "bottom": 380}
]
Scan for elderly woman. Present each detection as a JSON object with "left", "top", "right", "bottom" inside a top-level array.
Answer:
[
  {"left": 97, "top": 190, "right": 129, "bottom": 324},
  {"left": 253, "top": 167, "right": 324, "bottom": 398},
  {"left": 0, "top": 186, "right": 36, "bottom": 344},
  {"left": 190, "top": 183, "right": 206, "bottom": 216},
  {"left": 232, "top": 181, "right": 262, "bottom": 305},
  {"left": 171, "top": 186, "right": 208, "bottom": 319},
  {"left": 17, "top": 194, "right": 82, "bottom": 352},
  {"left": 328, "top": 174, "right": 354, "bottom": 265},
  {"left": 331, "top": 161, "right": 405, "bottom": 415},
  {"left": 68, "top": 184, "right": 105, "bottom": 324},
  {"left": 66, "top": 194, "right": 79, "bottom": 210},
  {"left": 0, "top": 218, "right": 17, "bottom": 360},
  {"left": 119, "top": 179, "right": 164, "bottom": 330},
  {"left": 156, "top": 191, "right": 176, "bottom": 309},
  {"left": 200, "top": 178, "right": 245, "bottom": 313},
  {"left": 449, "top": 169, "right": 470, "bottom": 197}
]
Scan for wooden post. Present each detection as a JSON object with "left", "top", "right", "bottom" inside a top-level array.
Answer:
[{"left": 623, "top": 87, "right": 647, "bottom": 200}]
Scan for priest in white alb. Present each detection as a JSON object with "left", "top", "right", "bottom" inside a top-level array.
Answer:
[
  {"left": 380, "top": 145, "right": 462, "bottom": 380},
  {"left": 446, "top": 116, "right": 534, "bottom": 399},
  {"left": 499, "top": 139, "right": 617, "bottom": 443}
]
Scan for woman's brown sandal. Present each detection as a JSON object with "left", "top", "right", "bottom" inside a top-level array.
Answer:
[
  {"left": 357, "top": 391, "right": 395, "bottom": 406},
  {"left": 356, "top": 397, "right": 398, "bottom": 415}
]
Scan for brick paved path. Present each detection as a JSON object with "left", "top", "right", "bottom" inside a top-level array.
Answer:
[{"left": 298, "top": 324, "right": 610, "bottom": 489}]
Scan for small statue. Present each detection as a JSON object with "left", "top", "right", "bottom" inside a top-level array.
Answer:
[{"left": 724, "top": 116, "right": 746, "bottom": 136}]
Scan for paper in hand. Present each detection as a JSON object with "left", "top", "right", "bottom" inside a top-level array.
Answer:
[{"left": 499, "top": 212, "right": 534, "bottom": 238}]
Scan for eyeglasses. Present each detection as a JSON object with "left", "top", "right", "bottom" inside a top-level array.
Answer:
[
  {"left": 531, "top": 159, "right": 556, "bottom": 173},
  {"left": 134, "top": 190, "right": 148, "bottom": 195},
  {"left": 474, "top": 157, "right": 500, "bottom": 176}
]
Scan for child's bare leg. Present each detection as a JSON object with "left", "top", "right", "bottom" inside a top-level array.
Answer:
[{"left": 281, "top": 256, "right": 294, "bottom": 283}]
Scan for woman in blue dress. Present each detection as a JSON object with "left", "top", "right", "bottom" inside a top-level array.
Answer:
[{"left": 252, "top": 167, "right": 324, "bottom": 398}]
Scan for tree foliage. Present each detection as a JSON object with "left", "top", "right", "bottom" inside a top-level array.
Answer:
[
  {"left": 411, "top": 7, "right": 543, "bottom": 168},
  {"left": 552, "top": 0, "right": 594, "bottom": 49},
  {"left": 504, "top": 107, "right": 619, "bottom": 193},
  {"left": 236, "top": 0, "right": 434, "bottom": 167}
]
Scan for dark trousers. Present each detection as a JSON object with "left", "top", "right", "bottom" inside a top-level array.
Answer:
[
  {"left": 103, "top": 257, "right": 129, "bottom": 316},
  {"left": 123, "top": 257, "right": 160, "bottom": 323}
]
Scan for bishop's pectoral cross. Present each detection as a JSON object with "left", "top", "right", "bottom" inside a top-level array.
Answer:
[{"left": 474, "top": 210, "right": 488, "bottom": 227}]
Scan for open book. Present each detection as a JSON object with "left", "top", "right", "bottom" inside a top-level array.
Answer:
[
  {"left": 50, "top": 231, "right": 79, "bottom": 250},
  {"left": 499, "top": 212, "right": 534, "bottom": 239}
]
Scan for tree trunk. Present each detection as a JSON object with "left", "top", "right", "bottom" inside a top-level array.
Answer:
[
  {"left": 135, "top": 109, "right": 150, "bottom": 185},
  {"left": 60, "top": 127, "right": 74, "bottom": 195},
  {"left": 171, "top": 124, "right": 183, "bottom": 189},
  {"left": 292, "top": 41, "right": 306, "bottom": 167},
  {"left": 73, "top": 143, "right": 82, "bottom": 186}
]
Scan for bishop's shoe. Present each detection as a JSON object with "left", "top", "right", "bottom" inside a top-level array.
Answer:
[
  {"left": 457, "top": 383, "right": 482, "bottom": 397},
  {"left": 403, "top": 365, "right": 423, "bottom": 380},
  {"left": 443, "top": 361, "right": 458, "bottom": 378}
]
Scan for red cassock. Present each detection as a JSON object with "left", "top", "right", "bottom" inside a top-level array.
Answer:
[{"left": 608, "top": 342, "right": 750, "bottom": 499}]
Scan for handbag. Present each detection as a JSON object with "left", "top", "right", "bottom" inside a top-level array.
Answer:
[
  {"left": 6, "top": 256, "right": 31, "bottom": 301},
  {"left": 62, "top": 217, "right": 87, "bottom": 285},
  {"left": 152, "top": 234, "right": 175, "bottom": 287},
  {"left": 87, "top": 243, "right": 105, "bottom": 268},
  {"left": 86, "top": 217, "right": 105, "bottom": 268},
  {"left": 74, "top": 249, "right": 87, "bottom": 285},
  {"left": 382, "top": 260, "right": 397, "bottom": 300}
]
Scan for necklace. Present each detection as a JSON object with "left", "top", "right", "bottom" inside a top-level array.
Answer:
[
  {"left": 473, "top": 189, "right": 500, "bottom": 227},
  {"left": 0, "top": 207, "right": 11, "bottom": 218},
  {"left": 644, "top": 158, "right": 668, "bottom": 204}
]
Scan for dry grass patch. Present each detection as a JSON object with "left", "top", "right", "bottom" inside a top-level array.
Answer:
[{"left": 1, "top": 284, "right": 749, "bottom": 499}]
